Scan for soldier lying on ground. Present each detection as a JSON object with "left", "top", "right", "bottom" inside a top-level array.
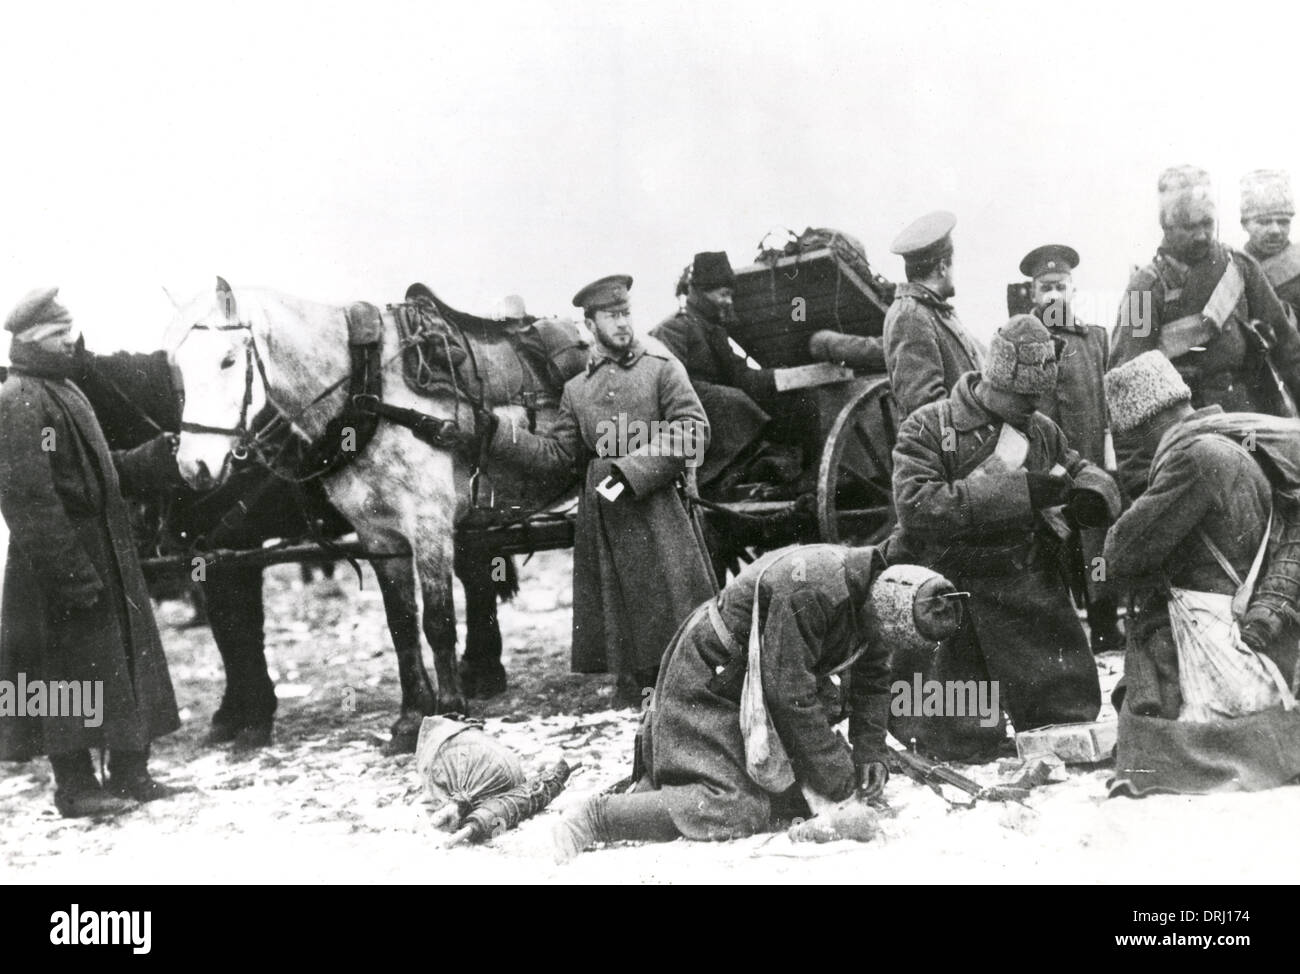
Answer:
[{"left": 552, "top": 544, "right": 961, "bottom": 860}]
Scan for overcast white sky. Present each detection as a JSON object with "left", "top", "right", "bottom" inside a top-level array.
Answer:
[{"left": 1, "top": 0, "right": 1298, "bottom": 357}]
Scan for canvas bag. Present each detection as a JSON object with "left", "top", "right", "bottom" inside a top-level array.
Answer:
[
  {"left": 739, "top": 558, "right": 798, "bottom": 793},
  {"left": 1172, "top": 511, "right": 1298, "bottom": 722}
]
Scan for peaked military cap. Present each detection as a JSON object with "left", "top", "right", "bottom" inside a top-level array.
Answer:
[
  {"left": 1019, "top": 244, "right": 1080, "bottom": 279},
  {"left": 572, "top": 274, "right": 633, "bottom": 314},
  {"left": 890, "top": 210, "right": 956, "bottom": 262}
]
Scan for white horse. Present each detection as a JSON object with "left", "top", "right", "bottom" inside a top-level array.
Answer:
[{"left": 168, "top": 278, "right": 546, "bottom": 752}]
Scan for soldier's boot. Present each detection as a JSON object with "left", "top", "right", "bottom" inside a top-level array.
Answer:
[
  {"left": 1088, "top": 597, "right": 1124, "bottom": 655},
  {"left": 51, "top": 750, "right": 137, "bottom": 819},
  {"left": 107, "top": 748, "right": 180, "bottom": 803},
  {"left": 552, "top": 792, "right": 680, "bottom": 863}
]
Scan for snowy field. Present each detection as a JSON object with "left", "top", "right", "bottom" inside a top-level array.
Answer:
[{"left": 2, "top": 547, "right": 1298, "bottom": 885}]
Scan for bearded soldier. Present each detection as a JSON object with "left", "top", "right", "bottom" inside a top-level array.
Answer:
[
  {"left": 1240, "top": 169, "right": 1300, "bottom": 316},
  {"left": 1020, "top": 244, "right": 1121, "bottom": 652},
  {"left": 652, "top": 251, "right": 809, "bottom": 491},
  {"left": 1112, "top": 166, "right": 1300, "bottom": 419},
  {"left": 883, "top": 211, "right": 987, "bottom": 420},
  {"left": 484, "top": 275, "right": 717, "bottom": 706}
]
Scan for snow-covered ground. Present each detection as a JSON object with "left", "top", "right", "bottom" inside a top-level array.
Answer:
[{"left": 2, "top": 550, "right": 1298, "bottom": 884}]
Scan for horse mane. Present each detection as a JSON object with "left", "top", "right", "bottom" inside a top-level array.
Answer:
[{"left": 82, "top": 350, "right": 180, "bottom": 447}]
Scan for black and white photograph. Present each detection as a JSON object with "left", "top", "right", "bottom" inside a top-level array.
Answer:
[{"left": 0, "top": 0, "right": 1294, "bottom": 922}]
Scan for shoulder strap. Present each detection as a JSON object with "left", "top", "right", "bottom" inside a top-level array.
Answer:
[{"left": 1195, "top": 528, "right": 1244, "bottom": 588}]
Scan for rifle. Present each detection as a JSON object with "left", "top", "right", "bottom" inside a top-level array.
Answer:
[{"left": 891, "top": 748, "right": 1030, "bottom": 808}]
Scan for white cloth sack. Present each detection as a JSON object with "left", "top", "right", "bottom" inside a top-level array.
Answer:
[{"left": 1168, "top": 586, "right": 1297, "bottom": 723}]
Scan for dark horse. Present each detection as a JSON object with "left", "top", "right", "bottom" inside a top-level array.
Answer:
[{"left": 76, "top": 347, "right": 517, "bottom": 753}]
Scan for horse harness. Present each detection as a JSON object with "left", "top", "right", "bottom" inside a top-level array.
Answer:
[{"left": 177, "top": 291, "right": 581, "bottom": 489}]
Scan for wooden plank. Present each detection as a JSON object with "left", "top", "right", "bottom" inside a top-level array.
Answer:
[{"left": 773, "top": 362, "right": 856, "bottom": 391}]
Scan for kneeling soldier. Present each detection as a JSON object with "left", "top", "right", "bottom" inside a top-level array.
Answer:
[
  {"left": 886, "top": 315, "right": 1120, "bottom": 760},
  {"left": 553, "top": 544, "right": 961, "bottom": 858}
]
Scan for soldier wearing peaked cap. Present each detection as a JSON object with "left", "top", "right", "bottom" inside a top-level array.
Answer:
[
  {"left": 1019, "top": 244, "right": 1121, "bottom": 653},
  {"left": 883, "top": 211, "right": 988, "bottom": 419},
  {"left": 1240, "top": 169, "right": 1300, "bottom": 317},
  {"left": 483, "top": 274, "right": 718, "bottom": 705}
]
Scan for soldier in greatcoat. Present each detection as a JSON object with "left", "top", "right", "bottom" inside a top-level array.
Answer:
[
  {"left": 484, "top": 275, "right": 717, "bottom": 706},
  {"left": 1103, "top": 351, "right": 1300, "bottom": 794},
  {"left": 886, "top": 316, "right": 1120, "bottom": 760},
  {"left": 882, "top": 211, "right": 987, "bottom": 420},
  {"left": 552, "top": 544, "right": 961, "bottom": 859},
  {"left": 0, "top": 288, "right": 183, "bottom": 817},
  {"left": 1021, "top": 243, "right": 1121, "bottom": 652}
]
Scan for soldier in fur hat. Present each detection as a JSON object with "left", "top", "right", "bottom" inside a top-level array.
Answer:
[
  {"left": 1104, "top": 351, "right": 1300, "bottom": 794},
  {"left": 1240, "top": 169, "right": 1300, "bottom": 317},
  {"left": 552, "top": 544, "right": 961, "bottom": 860},
  {"left": 1112, "top": 166, "right": 1300, "bottom": 423},
  {"left": 885, "top": 316, "right": 1119, "bottom": 760}
]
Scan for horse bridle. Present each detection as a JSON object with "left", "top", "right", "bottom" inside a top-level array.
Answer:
[{"left": 176, "top": 319, "right": 272, "bottom": 461}]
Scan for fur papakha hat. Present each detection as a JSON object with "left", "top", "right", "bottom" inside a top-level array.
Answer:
[
  {"left": 1104, "top": 350, "right": 1192, "bottom": 434},
  {"left": 985, "top": 314, "right": 1058, "bottom": 395},
  {"left": 1240, "top": 169, "right": 1295, "bottom": 221},
  {"left": 1159, "top": 165, "right": 1214, "bottom": 224}
]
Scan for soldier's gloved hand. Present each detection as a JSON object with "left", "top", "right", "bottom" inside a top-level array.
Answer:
[
  {"left": 1067, "top": 487, "right": 1113, "bottom": 528},
  {"left": 856, "top": 759, "right": 889, "bottom": 799},
  {"left": 1026, "top": 472, "right": 1072, "bottom": 510}
]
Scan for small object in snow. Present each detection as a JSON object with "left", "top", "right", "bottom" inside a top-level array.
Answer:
[
  {"left": 446, "top": 760, "right": 576, "bottom": 846},
  {"left": 1015, "top": 720, "right": 1117, "bottom": 764},
  {"left": 415, "top": 716, "right": 526, "bottom": 822},
  {"left": 787, "top": 800, "right": 880, "bottom": 843}
]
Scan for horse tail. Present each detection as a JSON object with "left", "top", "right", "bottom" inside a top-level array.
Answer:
[{"left": 494, "top": 555, "right": 520, "bottom": 603}]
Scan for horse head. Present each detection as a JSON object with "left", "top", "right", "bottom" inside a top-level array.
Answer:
[{"left": 168, "top": 277, "right": 270, "bottom": 491}]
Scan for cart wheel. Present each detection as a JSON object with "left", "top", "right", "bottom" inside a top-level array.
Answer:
[{"left": 816, "top": 378, "right": 898, "bottom": 545}]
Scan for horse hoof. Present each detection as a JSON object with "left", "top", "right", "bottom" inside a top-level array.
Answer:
[
  {"left": 460, "top": 664, "right": 508, "bottom": 700},
  {"left": 204, "top": 715, "right": 243, "bottom": 746},
  {"left": 383, "top": 729, "right": 419, "bottom": 756},
  {"left": 231, "top": 722, "right": 273, "bottom": 750},
  {"left": 436, "top": 695, "right": 469, "bottom": 717}
]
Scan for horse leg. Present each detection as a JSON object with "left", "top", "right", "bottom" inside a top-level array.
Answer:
[
  {"left": 415, "top": 528, "right": 467, "bottom": 719},
  {"left": 201, "top": 564, "right": 277, "bottom": 748},
  {"left": 369, "top": 552, "right": 438, "bottom": 755},
  {"left": 454, "top": 544, "right": 508, "bottom": 699}
]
